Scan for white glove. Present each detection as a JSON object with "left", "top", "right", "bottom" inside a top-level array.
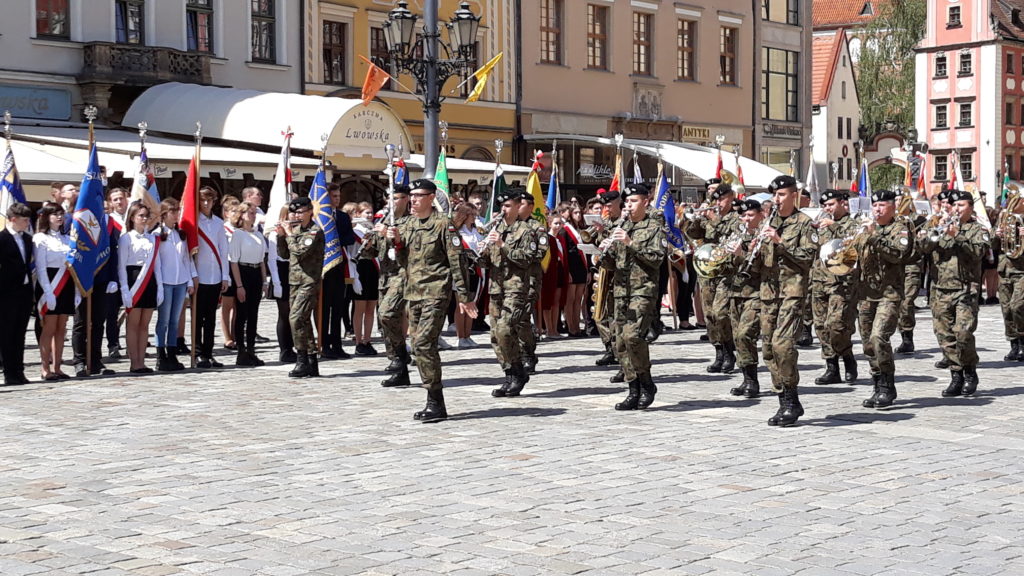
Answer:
[
  {"left": 106, "top": 281, "right": 118, "bottom": 294},
  {"left": 157, "top": 287, "right": 164, "bottom": 307},
  {"left": 44, "top": 293, "right": 57, "bottom": 311},
  {"left": 121, "top": 290, "right": 132, "bottom": 309},
  {"left": 272, "top": 282, "right": 282, "bottom": 299}
]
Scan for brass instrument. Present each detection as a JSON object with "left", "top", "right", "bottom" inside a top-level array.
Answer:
[
  {"left": 476, "top": 211, "right": 507, "bottom": 254},
  {"left": 737, "top": 203, "right": 779, "bottom": 279},
  {"left": 720, "top": 168, "right": 746, "bottom": 199},
  {"left": 896, "top": 185, "right": 918, "bottom": 219},
  {"left": 693, "top": 224, "right": 745, "bottom": 279},
  {"left": 818, "top": 214, "right": 874, "bottom": 275},
  {"left": 997, "top": 186, "right": 1023, "bottom": 258},
  {"left": 592, "top": 208, "right": 631, "bottom": 322},
  {"left": 918, "top": 210, "right": 956, "bottom": 243}
]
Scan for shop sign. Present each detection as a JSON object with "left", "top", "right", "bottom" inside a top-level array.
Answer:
[
  {"left": 0, "top": 84, "right": 72, "bottom": 120},
  {"left": 681, "top": 126, "right": 711, "bottom": 142},
  {"left": 762, "top": 123, "right": 803, "bottom": 139}
]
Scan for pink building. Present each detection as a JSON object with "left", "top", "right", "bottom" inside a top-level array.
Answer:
[{"left": 916, "top": 0, "right": 1024, "bottom": 200}]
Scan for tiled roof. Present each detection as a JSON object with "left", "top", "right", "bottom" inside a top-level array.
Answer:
[
  {"left": 813, "top": 0, "right": 887, "bottom": 29},
  {"left": 993, "top": 0, "right": 1024, "bottom": 41},
  {"left": 812, "top": 31, "right": 845, "bottom": 105}
]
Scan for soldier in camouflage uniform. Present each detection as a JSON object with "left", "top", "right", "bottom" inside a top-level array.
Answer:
[
  {"left": 360, "top": 186, "right": 410, "bottom": 380},
  {"left": 916, "top": 189, "right": 990, "bottom": 397},
  {"left": 476, "top": 188, "right": 536, "bottom": 397},
  {"left": 810, "top": 190, "right": 860, "bottom": 386},
  {"left": 682, "top": 182, "right": 739, "bottom": 374},
  {"left": 725, "top": 198, "right": 766, "bottom": 398},
  {"left": 275, "top": 197, "right": 325, "bottom": 379},
  {"left": 997, "top": 192, "right": 1024, "bottom": 361},
  {"left": 757, "top": 175, "right": 816, "bottom": 427},
  {"left": 599, "top": 184, "right": 666, "bottom": 410},
  {"left": 516, "top": 193, "right": 549, "bottom": 374},
  {"left": 584, "top": 190, "right": 623, "bottom": 368},
  {"left": 383, "top": 179, "right": 476, "bottom": 422},
  {"left": 854, "top": 189, "right": 914, "bottom": 409},
  {"left": 895, "top": 208, "right": 928, "bottom": 354},
  {"left": 797, "top": 188, "right": 815, "bottom": 347}
]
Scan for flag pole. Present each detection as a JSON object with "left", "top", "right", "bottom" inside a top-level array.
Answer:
[
  {"left": 385, "top": 143, "right": 397, "bottom": 227},
  {"left": 84, "top": 105, "right": 97, "bottom": 376},
  {"left": 191, "top": 121, "right": 202, "bottom": 368},
  {"left": 488, "top": 139, "right": 503, "bottom": 224},
  {"left": 316, "top": 133, "right": 328, "bottom": 356}
]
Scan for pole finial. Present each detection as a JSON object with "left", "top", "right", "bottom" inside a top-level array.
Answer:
[
  {"left": 3, "top": 110, "right": 11, "bottom": 141},
  {"left": 194, "top": 121, "right": 203, "bottom": 144},
  {"left": 439, "top": 121, "right": 449, "bottom": 146}
]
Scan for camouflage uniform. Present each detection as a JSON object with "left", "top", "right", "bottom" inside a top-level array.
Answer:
[
  {"left": 276, "top": 222, "right": 324, "bottom": 354},
  {"left": 360, "top": 215, "right": 410, "bottom": 364},
  {"left": 476, "top": 218, "right": 534, "bottom": 370},
  {"left": 997, "top": 217, "right": 1024, "bottom": 355},
  {"left": 855, "top": 218, "right": 912, "bottom": 380},
  {"left": 517, "top": 217, "right": 548, "bottom": 367},
  {"left": 685, "top": 210, "right": 741, "bottom": 348},
  {"left": 811, "top": 213, "right": 861, "bottom": 361},
  {"left": 726, "top": 231, "right": 763, "bottom": 369},
  {"left": 587, "top": 214, "right": 620, "bottom": 353},
  {"left": 895, "top": 215, "right": 927, "bottom": 353}
]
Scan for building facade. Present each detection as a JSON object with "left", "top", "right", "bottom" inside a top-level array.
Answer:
[{"left": 810, "top": 29, "right": 861, "bottom": 189}]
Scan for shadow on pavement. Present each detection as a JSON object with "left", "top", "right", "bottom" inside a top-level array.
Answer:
[
  {"left": 802, "top": 411, "right": 917, "bottom": 426},
  {"left": 799, "top": 386, "right": 858, "bottom": 395},
  {"left": 528, "top": 386, "right": 625, "bottom": 398},
  {"left": 888, "top": 395, "right": 996, "bottom": 409},
  {"left": 453, "top": 406, "right": 568, "bottom": 420},
  {"left": 648, "top": 398, "right": 762, "bottom": 412},
  {"left": 978, "top": 385, "right": 1024, "bottom": 397}
]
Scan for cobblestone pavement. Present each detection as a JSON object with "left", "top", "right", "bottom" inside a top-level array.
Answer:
[{"left": 2, "top": 301, "right": 1023, "bottom": 576}]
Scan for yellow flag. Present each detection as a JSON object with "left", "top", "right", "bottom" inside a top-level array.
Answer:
[
  {"left": 465, "top": 52, "right": 503, "bottom": 103},
  {"left": 526, "top": 156, "right": 552, "bottom": 271}
]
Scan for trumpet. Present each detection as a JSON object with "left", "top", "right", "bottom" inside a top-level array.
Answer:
[
  {"left": 683, "top": 201, "right": 715, "bottom": 221},
  {"left": 919, "top": 210, "right": 956, "bottom": 242},
  {"left": 737, "top": 203, "right": 779, "bottom": 279}
]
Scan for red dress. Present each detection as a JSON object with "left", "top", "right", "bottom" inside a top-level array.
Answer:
[{"left": 540, "top": 232, "right": 566, "bottom": 310}]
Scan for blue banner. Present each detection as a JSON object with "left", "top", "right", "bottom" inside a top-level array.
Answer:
[
  {"left": 654, "top": 168, "right": 685, "bottom": 250},
  {"left": 67, "top": 144, "right": 111, "bottom": 295},
  {"left": 309, "top": 165, "right": 341, "bottom": 273}
]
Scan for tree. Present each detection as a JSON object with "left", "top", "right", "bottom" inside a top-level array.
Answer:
[
  {"left": 857, "top": 0, "right": 928, "bottom": 139},
  {"left": 869, "top": 162, "right": 905, "bottom": 192}
]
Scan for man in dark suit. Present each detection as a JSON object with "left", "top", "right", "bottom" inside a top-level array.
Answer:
[{"left": 0, "top": 203, "right": 35, "bottom": 385}]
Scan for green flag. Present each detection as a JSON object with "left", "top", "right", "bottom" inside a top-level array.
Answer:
[{"left": 433, "top": 147, "right": 451, "bottom": 214}]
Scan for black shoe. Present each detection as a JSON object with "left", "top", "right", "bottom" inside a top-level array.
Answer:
[
  {"left": 492, "top": 371, "right": 512, "bottom": 397},
  {"left": 308, "top": 353, "right": 320, "bottom": 377},
  {"left": 249, "top": 353, "right": 265, "bottom": 367},
  {"left": 166, "top": 350, "right": 185, "bottom": 371},
  {"left": 385, "top": 356, "right": 406, "bottom": 373},
  {"left": 767, "top": 393, "right": 786, "bottom": 426},
  {"left": 254, "top": 332, "right": 271, "bottom": 343},
  {"left": 75, "top": 366, "right": 89, "bottom": 378},
  {"left": 815, "top": 357, "right": 842, "bottom": 385},
  {"left": 595, "top": 348, "right": 618, "bottom": 366},
  {"left": 524, "top": 355, "right": 537, "bottom": 375},
  {"left": 208, "top": 358, "right": 224, "bottom": 368},
  {"left": 645, "top": 321, "right": 662, "bottom": 344},
  {"left": 197, "top": 358, "right": 212, "bottom": 369},
  {"left": 721, "top": 343, "right": 736, "bottom": 374},
  {"left": 610, "top": 370, "right": 625, "bottom": 383},
  {"left": 107, "top": 347, "right": 123, "bottom": 361},
  {"left": 381, "top": 369, "right": 411, "bottom": 387},
  {"left": 895, "top": 331, "right": 915, "bottom": 354},
  {"left": 874, "top": 373, "right": 897, "bottom": 409},
  {"left": 637, "top": 374, "right": 657, "bottom": 409},
  {"left": 288, "top": 351, "right": 313, "bottom": 378},
  {"left": 985, "top": 296, "right": 999, "bottom": 305},
  {"left": 175, "top": 338, "right": 190, "bottom": 355},
  {"left": 699, "top": 333, "right": 709, "bottom": 342},
  {"left": 99, "top": 367, "right": 115, "bottom": 376},
  {"left": 1004, "top": 338, "right": 1021, "bottom": 362},
  {"left": 279, "top": 349, "right": 297, "bottom": 363},
  {"left": 842, "top": 354, "right": 858, "bottom": 383},
  {"left": 706, "top": 344, "right": 724, "bottom": 373},
  {"left": 935, "top": 357, "right": 950, "bottom": 369},
  {"left": 615, "top": 381, "right": 641, "bottom": 411},
  {"left": 235, "top": 350, "right": 256, "bottom": 367},
  {"left": 506, "top": 363, "right": 529, "bottom": 397},
  {"left": 777, "top": 388, "right": 802, "bottom": 427},
  {"left": 962, "top": 366, "right": 979, "bottom": 396},
  {"left": 862, "top": 373, "right": 881, "bottom": 408},
  {"left": 796, "top": 325, "right": 813, "bottom": 347},
  {"left": 414, "top": 389, "right": 447, "bottom": 423},
  {"left": 942, "top": 370, "right": 964, "bottom": 397}
]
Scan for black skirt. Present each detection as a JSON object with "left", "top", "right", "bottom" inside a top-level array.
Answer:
[
  {"left": 351, "top": 259, "right": 380, "bottom": 301},
  {"left": 36, "top": 267, "right": 76, "bottom": 316},
  {"left": 275, "top": 260, "right": 290, "bottom": 301},
  {"left": 126, "top": 265, "right": 158, "bottom": 309}
]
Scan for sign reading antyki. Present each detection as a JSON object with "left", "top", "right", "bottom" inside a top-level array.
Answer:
[
  {"left": 681, "top": 126, "right": 711, "bottom": 142},
  {"left": 0, "top": 84, "right": 72, "bottom": 120}
]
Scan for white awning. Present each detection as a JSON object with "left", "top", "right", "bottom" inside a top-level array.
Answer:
[
  {"left": 406, "top": 153, "right": 531, "bottom": 183},
  {"left": 122, "top": 82, "right": 415, "bottom": 164}
]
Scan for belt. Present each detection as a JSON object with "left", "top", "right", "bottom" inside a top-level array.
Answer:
[{"left": 237, "top": 262, "right": 262, "bottom": 269}]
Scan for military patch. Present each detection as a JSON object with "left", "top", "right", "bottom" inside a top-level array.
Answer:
[
  {"left": 304, "top": 238, "right": 313, "bottom": 246},
  {"left": 452, "top": 236, "right": 461, "bottom": 247},
  {"left": 530, "top": 242, "right": 537, "bottom": 251},
  {"left": 662, "top": 239, "right": 668, "bottom": 247},
  {"left": 982, "top": 233, "right": 990, "bottom": 242},
  {"left": 539, "top": 236, "right": 548, "bottom": 246},
  {"left": 900, "top": 237, "right": 909, "bottom": 246},
  {"left": 811, "top": 232, "right": 819, "bottom": 243}
]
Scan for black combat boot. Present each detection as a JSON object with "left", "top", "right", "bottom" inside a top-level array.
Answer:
[
  {"left": 1004, "top": 339, "right": 1021, "bottom": 362},
  {"left": 506, "top": 363, "right": 529, "bottom": 397},
  {"left": 414, "top": 388, "right": 447, "bottom": 423},
  {"left": 729, "top": 370, "right": 749, "bottom": 396},
  {"left": 935, "top": 356, "right": 951, "bottom": 369},
  {"left": 1015, "top": 338, "right": 1024, "bottom": 361},
  {"left": 721, "top": 342, "right": 737, "bottom": 374},
  {"left": 874, "top": 372, "right": 897, "bottom": 409},
  {"left": 738, "top": 365, "right": 759, "bottom": 398},
  {"left": 842, "top": 354, "right": 858, "bottom": 383},
  {"left": 610, "top": 369, "right": 625, "bottom": 383},
  {"left": 895, "top": 331, "right": 915, "bottom": 354},
  {"left": 156, "top": 347, "right": 173, "bottom": 372},
  {"left": 862, "top": 373, "right": 881, "bottom": 408},
  {"left": 235, "top": 344, "right": 254, "bottom": 367},
  {"left": 492, "top": 370, "right": 513, "bottom": 397},
  {"left": 962, "top": 366, "right": 979, "bottom": 396},
  {"left": 595, "top": 344, "right": 618, "bottom": 366},
  {"left": 308, "top": 353, "right": 319, "bottom": 377},
  {"left": 381, "top": 354, "right": 411, "bottom": 386},
  {"left": 385, "top": 349, "right": 410, "bottom": 373},
  {"left": 767, "top": 393, "right": 786, "bottom": 426},
  {"left": 706, "top": 344, "right": 724, "bottom": 373},
  {"left": 815, "top": 357, "right": 842, "bottom": 385},
  {"left": 637, "top": 373, "right": 658, "bottom": 409},
  {"left": 524, "top": 354, "right": 538, "bottom": 375},
  {"left": 615, "top": 380, "right": 641, "bottom": 411},
  {"left": 288, "top": 351, "right": 312, "bottom": 378},
  {"left": 942, "top": 370, "right": 964, "bottom": 397},
  {"left": 796, "top": 324, "right": 813, "bottom": 347},
  {"left": 777, "top": 388, "right": 802, "bottom": 427}
]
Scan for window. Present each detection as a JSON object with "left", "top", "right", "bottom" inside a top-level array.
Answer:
[
  {"left": 1007, "top": 53, "right": 1016, "bottom": 74},
  {"left": 370, "top": 27, "right": 393, "bottom": 91},
  {"left": 959, "top": 102, "right": 972, "bottom": 126},
  {"left": 1008, "top": 101, "right": 1016, "bottom": 125},
  {"left": 841, "top": 80, "right": 847, "bottom": 99},
  {"left": 959, "top": 51, "right": 972, "bottom": 75},
  {"left": 935, "top": 54, "right": 947, "bottom": 77},
  {"left": 587, "top": 5, "right": 609, "bottom": 70},
  {"left": 540, "top": 0, "right": 562, "bottom": 64},
  {"left": 322, "top": 21, "right": 347, "bottom": 85},
  {"left": 720, "top": 27, "right": 738, "bottom": 85},
  {"left": 186, "top": 0, "right": 213, "bottom": 53},
  {"left": 935, "top": 104, "right": 948, "bottom": 128},
  {"left": 36, "top": 0, "right": 69, "bottom": 38},
  {"left": 761, "top": 47, "right": 798, "bottom": 121},
  {"left": 935, "top": 156, "right": 948, "bottom": 181},
  {"left": 1007, "top": 155, "right": 1015, "bottom": 180},
  {"left": 677, "top": 19, "right": 696, "bottom": 80},
  {"left": 762, "top": 0, "right": 799, "bottom": 26},
  {"left": 836, "top": 157, "right": 844, "bottom": 180},
  {"left": 251, "top": 0, "right": 276, "bottom": 63},
  {"left": 846, "top": 158, "right": 852, "bottom": 181},
  {"left": 846, "top": 118, "right": 852, "bottom": 140},
  {"left": 837, "top": 116, "right": 844, "bottom": 139},
  {"left": 948, "top": 6, "right": 961, "bottom": 27},
  {"left": 961, "top": 153, "right": 973, "bottom": 180},
  {"left": 115, "top": 0, "right": 145, "bottom": 45},
  {"left": 633, "top": 12, "right": 653, "bottom": 75}
]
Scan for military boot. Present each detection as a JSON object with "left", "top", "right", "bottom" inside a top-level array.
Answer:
[
  {"left": 492, "top": 370, "right": 513, "bottom": 397},
  {"left": 524, "top": 354, "right": 538, "bottom": 375},
  {"left": 935, "top": 356, "right": 951, "bottom": 369},
  {"left": 1015, "top": 338, "right": 1024, "bottom": 361},
  {"left": 610, "top": 369, "right": 625, "bottom": 383},
  {"left": 506, "top": 363, "right": 529, "bottom": 397},
  {"left": 962, "top": 366, "right": 979, "bottom": 396},
  {"left": 842, "top": 354, "right": 858, "bottom": 383},
  {"left": 942, "top": 370, "right": 964, "bottom": 397},
  {"left": 729, "top": 367, "right": 749, "bottom": 396},
  {"left": 874, "top": 372, "right": 897, "bottom": 409},
  {"left": 1004, "top": 339, "right": 1021, "bottom": 362},
  {"left": 796, "top": 324, "right": 813, "bottom": 347},
  {"left": 777, "top": 388, "right": 802, "bottom": 427},
  {"left": 615, "top": 380, "right": 641, "bottom": 411},
  {"left": 815, "top": 357, "right": 842, "bottom": 385},
  {"left": 381, "top": 356, "right": 411, "bottom": 387},
  {"left": 595, "top": 344, "right": 618, "bottom": 366},
  {"left": 767, "top": 393, "right": 786, "bottom": 426},
  {"left": 721, "top": 342, "right": 737, "bottom": 374},
  {"left": 308, "top": 353, "right": 320, "bottom": 377},
  {"left": 895, "top": 331, "right": 915, "bottom": 354},
  {"left": 706, "top": 344, "right": 724, "bottom": 373},
  {"left": 385, "top": 349, "right": 410, "bottom": 373},
  {"left": 637, "top": 373, "right": 658, "bottom": 409},
  {"left": 740, "top": 365, "right": 759, "bottom": 398},
  {"left": 862, "top": 373, "right": 881, "bottom": 408},
  {"left": 288, "top": 351, "right": 313, "bottom": 379},
  {"left": 414, "top": 389, "right": 447, "bottom": 423}
]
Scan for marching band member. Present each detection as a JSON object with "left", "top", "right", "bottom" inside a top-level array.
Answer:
[
  {"left": 726, "top": 198, "right": 765, "bottom": 398},
  {"left": 517, "top": 193, "right": 548, "bottom": 374},
  {"left": 34, "top": 202, "right": 76, "bottom": 381},
  {"left": 587, "top": 189, "right": 623, "bottom": 369},
  {"left": 996, "top": 191, "right": 1024, "bottom": 361},
  {"left": 365, "top": 185, "right": 412, "bottom": 384},
  {"left": 118, "top": 203, "right": 163, "bottom": 374}
]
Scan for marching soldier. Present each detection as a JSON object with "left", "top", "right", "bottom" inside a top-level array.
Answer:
[
  {"left": 928, "top": 190, "right": 954, "bottom": 369},
  {"left": 585, "top": 189, "right": 623, "bottom": 369},
  {"left": 917, "top": 189, "right": 989, "bottom": 397},
  {"left": 477, "top": 188, "right": 535, "bottom": 397},
  {"left": 516, "top": 193, "right": 548, "bottom": 374},
  {"left": 683, "top": 181, "right": 739, "bottom": 374},
  {"left": 383, "top": 179, "right": 477, "bottom": 422},
  {"left": 275, "top": 197, "right": 324, "bottom": 379},
  {"left": 855, "top": 189, "right": 914, "bottom": 409},
  {"left": 758, "top": 175, "right": 816, "bottom": 427},
  {"left": 895, "top": 198, "right": 928, "bottom": 354},
  {"left": 811, "top": 190, "right": 860, "bottom": 385},
  {"left": 599, "top": 184, "right": 666, "bottom": 410},
  {"left": 996, "top": 189, "right": 1024, "bottom": 361},
  {"left": 797, "top": 188, "right": 815, "bottom": 347},
  {"left": 726, "top": 198, "right": 766, "bottom": 398}
]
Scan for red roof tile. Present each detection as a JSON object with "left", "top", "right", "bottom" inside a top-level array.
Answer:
[
  {"left": 813, "top": 0, "right": 887, "bottom": 29},
  {"left": 812, "top": 31, "right": 845, "bottom": 105}
]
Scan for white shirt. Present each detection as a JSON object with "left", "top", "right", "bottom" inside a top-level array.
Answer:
[
  {"left": 229, "top": 227, "right": 268, "bottom": 264},
  {"left": 118, "top": 229, "right": 163, "bottom": 297},
  {"left": 33, "top": 230, "right": 70, "bottom": 268},
  {"left": 460, "top": 224, "right": 483, "bottom": 255},
  {"left": 196, "top": 212, "right": 230, "bottom": 284},
  {"left": 8, "top": 226, "right": 30, "bottom": 284},
  {"left": 157, "top": 225, "right": 198, "bottom": 287}
]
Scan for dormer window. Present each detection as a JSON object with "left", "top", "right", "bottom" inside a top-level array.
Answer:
[
  {"left": 948, "top": 6, "right": 962, "bottom": 28},
  {"left": 860, "top": 2, "right": 873, "bottom": 16}
]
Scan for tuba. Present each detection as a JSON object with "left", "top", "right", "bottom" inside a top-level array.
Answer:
[
  {"left": 896, "top": 185, "right": 918, "bottom": 219},
  {"left": 998, "top": 184, "right": 1024, "bottom": 258},
  {"left": 720, "top": 168, "right": 746, "bottom": 199}
]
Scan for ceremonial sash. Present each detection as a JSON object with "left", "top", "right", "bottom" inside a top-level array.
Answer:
[
  {"left": 107, "top": 215, "right": 123, "bottom": 235},
  {"left": 562, "top": 224, "right": 588, "bottom": 268},
  {"left": 127, "top": 236, "right": 161, "bottom": 311},
  {"left": 37, "top": 265, "right": 70, "bottom": 315},
  {"left": 461, "top": 236, "right": 485, "bottom": 301},
  {"left": 343, "top": 235, "right": 363, "bottom": 295},
  {"left": 198, "top": 228, "right": 222, "bottom": 270}
]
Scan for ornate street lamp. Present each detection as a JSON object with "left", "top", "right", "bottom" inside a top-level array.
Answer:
[{"left": 383, "top": 0, "right": 482, "bottom": 177}]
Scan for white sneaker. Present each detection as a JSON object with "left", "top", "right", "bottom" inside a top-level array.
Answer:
[{"left": 437, "top": 336, "right": 453, "bottom": 350}]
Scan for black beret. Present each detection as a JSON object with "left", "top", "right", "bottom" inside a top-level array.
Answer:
[
  {"left": 623, "top": 183, "right": 650, "bottom": 198},
  {"left": 392, "top": 185, "right": 411, "bottom": 196},
  {"left": 520, "top": 188, "right": 535, "bottom": 204},
  {"left": 598, "top": 190, "right": 621, "bottom": 204},
  {"left": 288, "top": 197, "right": 312, "bottom": 212},
  {"left": 870, "top": 189, "right": 898, "bottom": 203},
  {"left": 768, "top": 175, "right": 798, "bottom": 192},
  {"left": 410, "top": 178, "right": 437, "bottom": 193},
  {"left": 704, "top": 178, "right": 722, "bottom": 190},
  {"left": 740, "top": 199, "right": 762, "bottom": 212},
  {"left": 709, "top": 183, "right": 734, "bottom": 200},
  {"left": 820, "top": 189, "right": 849, "bottom": 203},
  {"left": 947, "top": 189, "right": 973, "bottom": 203},
  {"left": 495, "top": 187, "right": 522, "bottom": 204},
  {"left": 937, "top": 189, "right": 951, "bottom": 201},
  {"left": 731, "top": 198, "right": 746, "bottom": 210},
  {"left": 800, "top": 187, "right": 812, "bottom": 197}
]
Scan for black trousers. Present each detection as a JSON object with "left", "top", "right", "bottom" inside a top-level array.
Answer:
[
  {"left": 72, "top": 290, "right": 108, "bottom": 370},
  {"left": 322, "top": 267, "right": 349, "bottom": 349},
  {"left": 196, "top": 283, "right": 222, "bottom": 359},
  {"left": 275, "top": 261, "right": 294, "bottom": 353},
  {"left": 105, "top": 290, "right": 121, "bottom": 352},
  {"left": 0, "top": 285, "right": 33, "bottom": 380},
  {"left": 233, "top": 265, "right": 263, "bottom": 353}
]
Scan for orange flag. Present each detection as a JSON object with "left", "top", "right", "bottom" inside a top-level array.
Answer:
[{"left": 359, "top": 55, "right": 391, "bottom": 106}]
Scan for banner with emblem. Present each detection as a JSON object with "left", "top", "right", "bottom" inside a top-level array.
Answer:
[
  {"left": 310, "top": 164, "right": 342, "bottom": 273},
  {"left": 66, "top": 143, "right": 111, "bottom": 295},
  {"left": 0, "top": 141, "right": 27, "bottom": 229},
  {"left": 654, "top": 163, "right": 685, "bottom": 250}
]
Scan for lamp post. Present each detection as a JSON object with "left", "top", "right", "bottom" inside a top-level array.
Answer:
[{"left": 383, "top": 0, "right": 481, "bottom": 178}]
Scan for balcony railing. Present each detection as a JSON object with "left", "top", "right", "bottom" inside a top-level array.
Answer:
[{"left": 80, "top": 42, "right": 211, "bottom": 85}]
